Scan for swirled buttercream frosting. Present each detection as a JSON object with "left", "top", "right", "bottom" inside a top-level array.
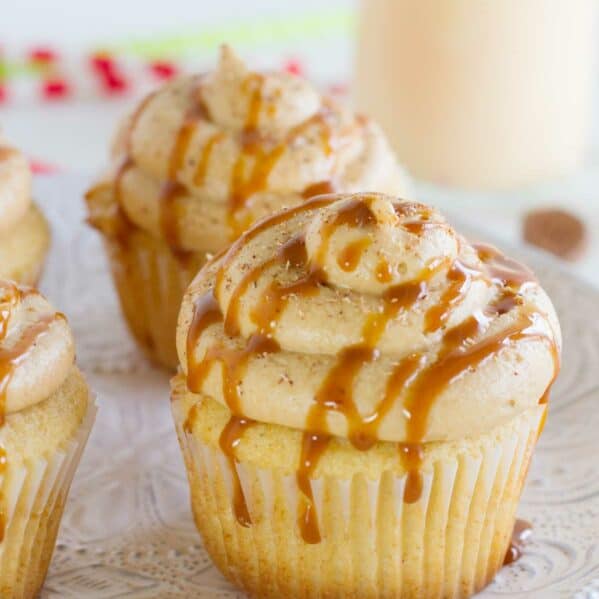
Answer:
[
  {"left": 177, "top": 192, "right": 561, "bottom": 542},
  {"left": 88, "top": 47, "right": 410, "bottom": 254},
  {"left": 0, "top": 280, "right": 74, "bottom": 416}
]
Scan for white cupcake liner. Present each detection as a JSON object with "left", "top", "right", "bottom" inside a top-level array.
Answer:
[
  {"left": 0, "top": 394, "right": 97, "bottom": 599},
  {"left": 175, "top": 407, "right": 542, "bottom": 599},
  {"left": 104, "top": 233, "right": 204, "bottom": 369}
]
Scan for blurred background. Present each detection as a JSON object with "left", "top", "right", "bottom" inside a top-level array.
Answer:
[{"left": 1, "top": 0, "right": 598, "bottom": 282}]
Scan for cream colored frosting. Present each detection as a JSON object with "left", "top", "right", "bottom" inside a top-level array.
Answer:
[
  {"left": 178, "top": 193, "right": 561, "bottom": 444},
  {"left": 0, "top": 139, "right": 31, "bottom": 235},
  {"left": 89, "top": 47, "right": 410, "bottom": 252},
  {"left": 0, "top": 280, "right": 75, "bottom": 415}
]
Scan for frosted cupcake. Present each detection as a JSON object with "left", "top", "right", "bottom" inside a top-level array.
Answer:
[
  {"left": 0, "top": 140, "right": 50, "bottom": 286},
  {"left": 172, "top": 192, "right": 560, "bottom": 599},
  {"left": 0, "top": 280, "right": 95, "bottom": 598},
  {"left": 85, "top": 47, "right": 410, "bottom": 369}
]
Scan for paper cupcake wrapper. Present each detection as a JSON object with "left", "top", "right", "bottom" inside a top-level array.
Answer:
[
  {"left": 175, "top": 408, "right": 542, "bottom": 599},
  {"left": 0, "top": 394, "right": 97, "bottom": 599},
  {"left": 103, "top": 232, "right": 205, "bottom": 370}
]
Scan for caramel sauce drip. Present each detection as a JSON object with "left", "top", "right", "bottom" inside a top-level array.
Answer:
[
  {"left": 296, "top": 433, "right": 330, "bottom": 544},
  {"left": 475, "top": 243, "right": 537, "bottom": 287},
  {"left": 0, "top": 147, "right": 16, "bottom": 161},
  {"left": 219, "top": 416, "right": 254, "bottom": 528},
  {"left": 228, "top": 74, "right": 279, "bottom": 237},
  {"left": 504, "top": 518, "right": 532, "bottom": 565},
  {"left": 193, "top": 132, "right": 225, "bottom": 186},
  {"left": 249, "top": 237, "right": 322, "bottom": 338},
  {"left": 337, "top": 238, "right": 371, "bottom": 272},
  {"left": 0, "top": 282, "right": 59, "bottom": 542},
  {"left": 302, "top": 181, "right": 336, "bottom": 199},
  {"left": 227, "top": 76, "right": 338, "bottom": 238},
  {"left": 159, "top": 89, "right": 209, "bottom": 262},
  {"left": 423, "top": 260, "right": 480, "bottom": 333},
  {"left": 313, "top": 199, "right": 376, "bottom": 268},
  {"left": 376, "top": 259, "right": 393, "bottom": 283}
]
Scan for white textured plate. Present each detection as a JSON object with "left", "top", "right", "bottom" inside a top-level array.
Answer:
[{"left": 35, "top": 174, "right": 598, "bottom": 598}]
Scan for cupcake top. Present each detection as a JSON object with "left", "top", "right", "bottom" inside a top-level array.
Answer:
[
  {"left": 88, "top": 47, "right": 410, "bottom": 254},
  {"left": 178, "top": 192, "right": 561, "bottom": 447},
  {"left": 0, "top": 138, "right": 31, "bottom": 235},
  {"left": 0, "top": 280, "right": 75, "bottom": 417}
]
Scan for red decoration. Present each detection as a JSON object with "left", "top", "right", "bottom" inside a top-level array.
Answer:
[
  {"left": 149, "top": 60, "right": 178, "bottom": 80},
  {"left": 29, "top": 47, "right": 57, "bottom": 64},
  {"left": 90, "top": 52, "right": 129, "bottom": 95},
  {"left": 283, "top": 59, "right": 305, "bottom": 77},
  {"left": 42, "top": 78, "right": 70, "bottom": 99},
  {"left": 90, "top": 53, "right": 115, "bottom": 73},
  {"left": 0, "top": 85, "right": 6, "bottom": 104},
  {"left": 30, "top": 159, "right": 59, "bottom": 175},
  {"left": 103, "top": 71, "right": 128, "bottom": 94}
]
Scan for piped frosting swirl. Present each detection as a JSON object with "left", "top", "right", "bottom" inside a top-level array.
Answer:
[
  {"left": 178, "top": 192, "right": 561, "bottom": 542},
  {"left": 87, "top": 47, "right": 410, "bottom": 255},
  {"left": 0, "top": 280, "right": 74, "bottom": 417}
]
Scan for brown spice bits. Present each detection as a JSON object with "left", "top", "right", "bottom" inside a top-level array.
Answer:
[{"left": 523, "top": 208, "right": 587, "bottom": 261}]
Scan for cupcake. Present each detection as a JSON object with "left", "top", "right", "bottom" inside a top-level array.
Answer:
[
  {"left": 0, "top": 279, "right": 95, "bottom": 598},
  {"left": 85, "top": 46, "right": 411, "bottom": 369},
  {"left": 0, "top": 140, "right": 50, "bottom": 286},
  {"left": 172, "top": 192, "right": 560, "bottom": 599}
]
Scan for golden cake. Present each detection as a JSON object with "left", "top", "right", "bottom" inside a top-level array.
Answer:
[{"left": 172, "top": 192, "right": 560, "bottom": 599}]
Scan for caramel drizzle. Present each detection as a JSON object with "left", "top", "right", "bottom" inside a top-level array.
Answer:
[
  {"left": 185, "top": 199, "right": 560, "bottom": 544},
  {"left": 158, "top": 85, "right": 209, "bottom": 262},
  {"left": 227, "top": 76, "right": 339, "bottom": 238},
  {"left": 337, "top": 238, "right": 372, "bottom": 272},
  {"left": 0, "top": 147, "right": 16, "bottom": 161},
  {"left": 0, "top": 282, "right": 59, "bottom": 542},
  {"left": 504, "top": 518, "right": 533, "bottom": 565},
  {"left": 301, "top": 181, "right": 336, "bottom": 200},
  {"left": 219, "top": 416, "right": 254, "bottom": 527},
  {"left": 193, "top": 132, "right": 225, "bottom": 186},
  {"left": 424, "top": 260, "right": 481, "bottom": 333}
]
